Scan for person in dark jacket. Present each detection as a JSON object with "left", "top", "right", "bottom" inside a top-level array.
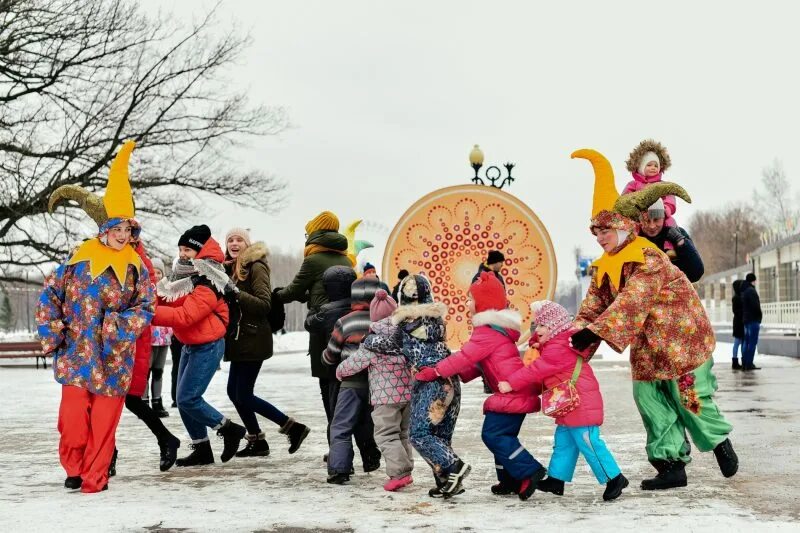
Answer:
[
  {"left": 472, "top": 250, "right": 506, "bottom": 285},
  {"left": 391, "top": 269, "right": 409, "bottom": 302},
  {"left": 731, "top": 280, "right": 744, "bottom": 370},
  {"left": 639, "top": 199, "right": 704, "bottom": 283},
  {"left": 322, "top": 276, "right": 383, "bottom": 484},
  {"left": 740, "top": 273, "right": 762, "bottom": 371},
  {"left": 276, "top": 211, "right": 352, "bottom": 407},
  {"left": 223, "top": 228, "right": 310, "bottom": 458}
]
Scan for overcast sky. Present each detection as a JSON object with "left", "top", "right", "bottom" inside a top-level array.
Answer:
[{"left": 144, "top": 0, "right": 799, "bottom": 281}]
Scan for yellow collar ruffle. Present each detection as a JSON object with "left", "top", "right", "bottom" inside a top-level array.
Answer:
[
  {"left": 67, "top": 238, "right": 141, "bottom": 285},
  {"left": 591, "top": 236, "right": 659, "bottom": 290}
]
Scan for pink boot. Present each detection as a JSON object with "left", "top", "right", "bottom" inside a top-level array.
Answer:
[{"left": 384, "top": 475, "right": 413, "bottom": 492}]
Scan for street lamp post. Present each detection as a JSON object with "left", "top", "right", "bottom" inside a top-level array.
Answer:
[{"left": 469, "top": 144, "right": 515, "bottom": 189}]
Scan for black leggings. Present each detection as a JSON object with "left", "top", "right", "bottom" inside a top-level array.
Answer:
[
  {"left": 169, "top": 338, "right": 183, "bottom": 404},
  {"left": 124, "top": 394, "right": 173, "bottom": 445}
]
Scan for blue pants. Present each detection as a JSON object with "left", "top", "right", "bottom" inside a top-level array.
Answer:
[
  {"left": 328, "top": 387, "right": 379, "bottom": 475},
  {"left": 177, "top": 339, "right": 225, "bottom": 442},
  {"left": 409, "top": 378, "right": 461, "bottom": 477},
  {"left": 732, "top": 337, "right": 742, "bottom": 360},
  {"left": 547, "top": 425, "right": 621, "bottom": 484},
  {"left": 482, "top": 412, "right": 543, "bottom": 483},
  {"left": 742, "top": 322, "right": 760, "bottom": 367},
  {"left": 227, "top": 360, "right": 289, "bottom": 435}
]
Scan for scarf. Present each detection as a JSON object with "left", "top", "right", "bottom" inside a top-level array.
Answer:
[
  {"left": 156, "top": 257, "right": 235, "bottom": 301},
  {"left": 304, "top": 244, "right": 348, "bottom": 258}
]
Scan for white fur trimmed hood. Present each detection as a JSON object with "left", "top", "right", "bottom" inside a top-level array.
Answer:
[
  {"left": 472, "top": 308, "right": 522, "bottom": 332},
  {"left": 391, "top": 302, "right": 448, "bottom": 325}
]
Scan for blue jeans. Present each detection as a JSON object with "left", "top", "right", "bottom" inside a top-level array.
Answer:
[
  {"left": 481, "top": 412, "right": 543, "bottom": 482},
  {"left": 548, "top": 425, "right": 621, "bottom": 483},
  {"left": 732, "top": 337, "right": 742, "bottom": 360},
  {"left": 177, "top": 339, "right": 225, "bottom": 442},
  {"left": 742, "top": 322, "right": 760, "bottom": 367},
  {"left": 227, "top": 360, "right": 289, "bottom": 435}
]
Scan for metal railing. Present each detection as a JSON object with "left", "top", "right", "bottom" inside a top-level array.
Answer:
[{"left": 703, "top": 300, "right": 800, "bottom": 336}]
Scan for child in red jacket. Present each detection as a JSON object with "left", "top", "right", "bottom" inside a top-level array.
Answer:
[
  {"left": 415, "top": 272, "right": 545, "bottom": 500},
  {"left": 498, "top": 300, "right": 628, "bottom": 501},
  {"left": 153, "top": 225, "right": 246, "bottom": 467}
]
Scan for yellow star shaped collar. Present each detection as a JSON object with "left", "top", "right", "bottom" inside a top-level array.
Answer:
[
  {"left": 67, "top": 238, "right": 141, "bottom": 285},
  {"left": 591, "top": 236, "right": 659, "bottom": 290}
]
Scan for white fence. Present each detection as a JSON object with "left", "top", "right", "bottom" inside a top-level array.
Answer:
[{"left": 704, "top": 300, "right": 800, "bottom": 336}]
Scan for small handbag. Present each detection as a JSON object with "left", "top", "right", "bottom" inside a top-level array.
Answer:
[{"left": 541, "top": 357, "right": 583, "bottom": 418}]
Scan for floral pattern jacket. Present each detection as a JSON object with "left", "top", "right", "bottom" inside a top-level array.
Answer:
[
  {"left": 575, "top": 248, "right": 713, "bottom": 381},
  {"left": 37, "top": 260, "right": 155, "bottom": 396}
]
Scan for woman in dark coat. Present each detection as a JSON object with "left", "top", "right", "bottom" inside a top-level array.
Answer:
[
  {"left": 224, "top": 228, "right": 310, "bottom": 457},
  {"left": 731, "top": 279, "right": 744, "bottom": 370}
]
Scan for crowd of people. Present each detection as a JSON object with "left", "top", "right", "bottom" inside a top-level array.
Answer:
[{"left": 36, "top": 139, "right": 741, "bottom": 501}]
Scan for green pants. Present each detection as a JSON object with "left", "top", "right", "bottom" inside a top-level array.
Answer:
[{"left": 632, "top": 358, "right": 732, "bottom": 463}]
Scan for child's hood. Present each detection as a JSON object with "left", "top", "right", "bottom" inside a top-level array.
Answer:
[
  {"left": 391, "top": 301, "right": 447, "bottom": 325},
  {"left": 472, "top": 308, "right": 522, "bottom": 342},
  {"left": 196, "top": 237, "right": 224, "bottom": 263},
  {"left": 322, "top": 265, "right": 357, "bottom": 301}
]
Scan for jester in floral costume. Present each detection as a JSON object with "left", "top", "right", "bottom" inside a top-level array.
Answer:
[
  {"left": 37, "top": 141, "right": 155, "bottom": 493},
  {"left": 569, "top": 149, "right": 738, "bottom": 491}
]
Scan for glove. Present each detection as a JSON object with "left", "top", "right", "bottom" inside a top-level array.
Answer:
[
  {"left": 569, "top": 328, "right": 600, "bottom": 351},
  {"left": 414, "top": 367, "right": 440, "bottom": 382},
  {"left": 664, "top": 227, "right": 686, "bottom": 246}
]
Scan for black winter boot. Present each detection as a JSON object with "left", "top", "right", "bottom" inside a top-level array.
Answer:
[
  {"left": 603, "top": 474, "right": 629, "bottom": 501},
  {"left": 236, "top": 432, "right": 270, "bottom": 458},
  {"left": 279, "top": 418, "right": 311, "bottom": 454},
  {"left": 518, "top": 467, "right": 547, "bottom": 501},
  {"left": 151, "top": 398, "right": 169, "bottom": 418},
  {"left": 176, "top": 440, "right": 214, "bottom": 467},
  {"left": 217, "top": 419, "right": 246, "bottom": 462},
  {"left": 732, "top": 359, "right": 742, "bottom": 370},
  {"left": 713, "top": 438, "right": 739, "bottom": 478},
  {"left": 491, "top": 480, "right": 519, "bottom": 495},
  {"left": 641, "top": 460, "right": 687, "bottom": 490},
  {"left": 326, "top": 472, "right": 350, "bottom": 484},
  {"left": 361, "top": 447, "right": 382, "bottom": 473},
  {"left": 108, "top": 448, "right": 118, "bottom": 477},
  {"left": 159, "top": 435, "right": 181, "bottom": 472},
  {"left": 441, "top": 459, "right": 471, "bottom": 498},
  {"left": 429, "top": 475, "right": 466, "bottom": 498},
  {"left": 537, "top": 476, "right": 565, "bottom": 496},
  {"left": 64, "top": 476, "right": 82, "bottom": 490}
]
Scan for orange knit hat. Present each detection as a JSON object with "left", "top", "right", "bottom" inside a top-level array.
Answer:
[{"left": 305, "top": 211, "right": 340, "bottom": 234}]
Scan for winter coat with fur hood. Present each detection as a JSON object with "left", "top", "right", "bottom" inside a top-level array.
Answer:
[
  {"left": 224, "top": 242, "right": 273, "bottom": 362},
  {"left": 432, "top": 309, "right": 541, "bottom": 415},
  {"left": 152, "top": 238, "right": 229, "bottom": 345},
  {"left": 337, "top": 317, "right": 412, "bottom": 405},
  {"left": 506, "top": 328, "right": 603, "bottom": 426},
  {"left": 392, "top": 301, "right": 451, "bottom": 369}
]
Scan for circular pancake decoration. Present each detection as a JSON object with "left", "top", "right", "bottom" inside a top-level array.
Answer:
[{"left": 383, "top": 184, "right": 557, "bottom": 349}]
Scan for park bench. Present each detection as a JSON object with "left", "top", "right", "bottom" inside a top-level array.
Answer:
[{"left": 0, "top": 341, "right": 48, "bottom": 369}]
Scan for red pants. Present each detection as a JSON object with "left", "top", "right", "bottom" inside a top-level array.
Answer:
[{"left": 58, "top": 385, "right": 125, "bottom": 493}]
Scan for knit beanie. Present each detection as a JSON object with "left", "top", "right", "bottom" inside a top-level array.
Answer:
[
  {"left": 398, "top": 269, "right": 409, "bottom": 280},
  {"left": 647, "top": 198, "right": 665, "bottom": 219},
  {"left": 351, "top": 276, "right": 381, "bottom": 306},
  {"left": 225, "top": 227, "right": 252, "bottom": 248},
  {"left": 637, "top": 151, "right": 661, "bottom": 174},
  {"left": 486, "top": 250, "right": 505, "bottom": 265},
  {"left": 370, "top": 289, "right": 397, "bottom": 321},
  {"left": 363, "top": 262, "right": 376, "bottom": 276},
  {"left": 151, "top": 257, "right": 166, "bottom": 276},
  {"left": 469, "top": 271, "right": 508, "bottom": 313},
  {"left": 530, "top": 300, "right": 572, "bottom": 338},
  {"left": 178, "top": 224, "right": 211, "bottom": 252},
  {"left": 305, "top": 211, "right": 340, "bottom": 235}
]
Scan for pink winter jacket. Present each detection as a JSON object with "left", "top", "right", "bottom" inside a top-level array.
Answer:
[
  {"left": 336, "top": 318, "right": 412, "bottom": 405},
  {"left": 506, "top": 328, "right": 604, "bottom": 427},
  {"left": 622, "top": 172, "right": 676, "bottom": 218},
  {"left": 434, "top": 309, "right": 541, "bottom": 415}
]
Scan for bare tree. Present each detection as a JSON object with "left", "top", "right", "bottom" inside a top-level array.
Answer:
[
  {"left": 753, "top": 159, "right": 798, "bottom": 234},
  {"left": 0, "top": 0, "right": 288, "bottom": 283},
  {"left": 688, "top": 203, "right": 765, "bottom": 274}
]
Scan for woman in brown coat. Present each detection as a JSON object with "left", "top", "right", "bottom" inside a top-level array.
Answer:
[{"left": 224, "top": 228, "right": 310, "bottom": 457}]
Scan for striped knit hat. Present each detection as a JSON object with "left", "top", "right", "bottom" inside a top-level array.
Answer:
[
  {"left": 305, "top": 211, "right": 340, "bottom": 234},
  {"left": 530, "top": 300, "right": 572, "bottom": 337}
]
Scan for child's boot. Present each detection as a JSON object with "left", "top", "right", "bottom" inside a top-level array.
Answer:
[
  {"left": 603, "top": 474, "right": 629, "bottom": 501},
  {"left": 537, "top": 475, "right": 565, "bottom": 496},
  {"left": 441, "top": 459, "right": 471, "bottom": 498},
  {"left": 384, "top": 475, "right": 413, "bottom": 491},
  {"left": 518, "top": 467, "right": 547, "bottom": 501}
]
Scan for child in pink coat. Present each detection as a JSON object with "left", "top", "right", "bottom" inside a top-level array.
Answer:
[
  {"left": 415, "top": 272, "right": 545, "bottom": 501},
  {"left": 498, "top": 300, "right": 628, "bottom": 501},
  {"left": 336, "top": 290, "right": 414, "bottom": 491}
]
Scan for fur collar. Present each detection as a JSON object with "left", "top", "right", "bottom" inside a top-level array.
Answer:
[
  {"left": 391, "top": 302, "right": 448, "bottom": 325},
  {"left": 472, "top": 309, "right": 522, "bottom": 332},
  {"left": 240, "top": 241, "right": 268, "bottom": 267}
]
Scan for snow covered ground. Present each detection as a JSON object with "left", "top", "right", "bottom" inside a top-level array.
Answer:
[{"left": 1, "top": 340, "right": 799, "bottom": 532}]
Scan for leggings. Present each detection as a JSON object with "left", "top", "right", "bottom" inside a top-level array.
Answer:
[
  {"left": 227, "top": 360, "right": 289, "bottom": 435},
  {"left": 144, "top": 345, "right": 169, "bottom": 401},
  {"left": 124, "top": 394, "right": 173, "bottom": 445}
]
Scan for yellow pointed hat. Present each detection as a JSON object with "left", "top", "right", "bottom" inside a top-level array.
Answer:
[
  {"left": 104, "top": 140, "right": 136, "bottom": 219},
  {"left": 570, "top": 149, "right": 619, "bottom": 218}
]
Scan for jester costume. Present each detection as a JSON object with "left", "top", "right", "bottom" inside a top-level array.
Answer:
[
  {"left": 570, "top": 149, "right": 738, "bottom": 490},
  {"left": 37, "top": 141, "right": 155, "bottom": 493}
]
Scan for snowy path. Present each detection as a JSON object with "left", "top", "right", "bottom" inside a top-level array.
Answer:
[{"left": 1, "top": 341, "right": 799, "bottom": 532}]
